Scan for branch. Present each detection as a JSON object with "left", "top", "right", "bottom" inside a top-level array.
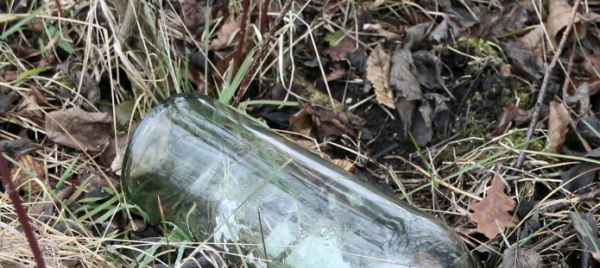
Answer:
[
  {"left": 232, "top": 0, "right": 294, "bottom": 107},
  {"left": 0, "top": 154, "right": 46, "bottom": 268},
  {"left": 513, "top": 0, "right": 582, "bottom": 171}
]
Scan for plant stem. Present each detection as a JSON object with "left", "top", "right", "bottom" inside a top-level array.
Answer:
[
  {"left": 0, "top": 154, "right": 46, "bottom": 268},
  {"left": 54, "top": 0, "right": 64, "bottom": 17},
  {"left": 235, "top": 0, "right": 250, "bottom": 75},
  {"left": 232, "top": 0, "right": 293, "bottom": 107},
  {"left": 513, "top": 0, "right": 582, "bottom": 171}
]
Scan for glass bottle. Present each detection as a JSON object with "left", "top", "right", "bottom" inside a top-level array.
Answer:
[{"left": 122, "top": 94, "right": 475, "bottom": 268}]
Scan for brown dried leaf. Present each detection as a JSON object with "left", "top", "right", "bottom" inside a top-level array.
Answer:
[
  {"left": 471, "top": 172, "right": 517, "bottom": 239},
  {"left": 183, "top": 0, "right": 206, "bottom": 33},
  {"left": 15, "top": 95, "right": 44, "bottom": 122},
  {"left": 325, "top": 64, "right": 347, "bottom": 82},
  {"left": 0, "top": 86, "right": 18, "bottom": 114},
  {"left": 304, "top": 104, "right": 357, "bottom": 138},
  {"left": 545, "top": 101, "right": 570, "bottom": 153},
  {"left": 521, "top": 25, "right": 543, "bottom": 51},
  {"left": 331, "top": 159, "right": 356, "bottom": 173},
  {"left": 100, "top": 135, "right": 129, "bottom": 175},
  {"left": 29, "top": 185, "right": 74, "bottom": 216},
  {"left": 328, "top": 36, "right": 358, "bottom": 61},
  {"left": 45, "top": 107, "right": 112, "bottom": 152},
  {"left": 366, "top": 44, "right": 395, "bottom": 109},
  {"left": 290, "top": 108, "right": 313, "bottom": 136},
  {"left": 210, "top": 16, "right": 241, "bottom": 51},
  {"left": 547, "top": 0, "right": 586, "bottom": 48},
  {"left": 10, "top": 154, "right": 45, "bottom": 192},
  {"left": 0, "top": 139, "right": 38, "bottom": 158},
  {"left": 501, "top": 247, "right": 542, "bottom": 268},
  {"left": 283, "top": 134, "right": 317, "bottom": 151},
  {"left": 487, "top": 106, "right": 535, "bottom": 138}
]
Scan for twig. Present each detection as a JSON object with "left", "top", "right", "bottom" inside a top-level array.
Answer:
[
  {"left": 513, "top": 0, "right": 582, "bottom": 171},
  {"left": 234, "top": 0, "right": 250, "bottom": 73},
  {"left": 0, "top": 155, "right": 46, "bottom": 268},
  {"left": 260, "top": 0, "right": 271, "bottom": 34},
  {"left": 232, "top": 0, "right": 294, "bottom": 107},
  {"left": 54, "top": 0, "right": 64, "bottom": 17}
]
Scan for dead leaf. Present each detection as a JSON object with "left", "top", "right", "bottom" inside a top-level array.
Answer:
[
  {"left": 210, "top": 16, "right": 242, "bottom": 51},
  {"left": 331, "top": 159, "right": 356, "bottom": 173},
  {"left": 570, "top": 211, "right": 600, "bottom": 265},
  {"left": 45, "top": 107, "right": 112, "bottom": 152},
  {"left": 325, "top": 63, "right": 348, "bottom": 82},
  {"left": 547, "top": 0, "right": 587, "bottom": 48},
  {"left": 391, "top": 49, "right": 430, "bottom": 144},
  {"left": 428, "top": 18, "right": 448, "bottom": 43},
  {"left": 521, "top": 25, "right": 543, "bottom": 51},
  {"left": 282, "top": 134, "right": 317, "bottom": 151},
  {"left": 0, "top": 139, "right": 38, "bottom": 158},
  {"left": 471, "top": 172, "right": 517, "bottom": 239},
  {"left": 290, "top": 108, "right": 313, "bottom": 136},
  {"left": 413, "top": 51, "right": 443, "bottom": 89},
  {"left": 366, "top": 44, "right": 395, "bottom": 108},
  {"left": 303, "top": 104, "right": 357, "bottom": 138},
  {"left": 183, "top": 0, "right": 207, "bottom": 34},
  {"left": 571, "top": 212, "right": 599, "bottom": 250},
  {"left": 561, "top": 147, "right": 600, "bottom": 193},
  {"left": 328, "top": 36, "right": 358, "bottom": 61},
  {"left": 390, "top": 49, "right": 422, "bottom": 102},
  {"left": 29, "top": 185, "right": 74, "bottom": 216},
  {"left": 412, "top": 101, "right": 434, "bottom": 146},
  {"left": 582, "top": 54, "right": 600, "bottom": 76},
  {"left": 503, "top": 42, "right": 543, "bottom": 80},
  {"left": 487, "top": 106, "right": 537, "bottom": 138},
  {"left": 545, "top": 102, "right": 570, "bottom": 153},
  {"left": 403, "top": 22, "right": 432, "bottom": 51},
  {"left": 0, "top": 86, "right": 18, "bottom": 114},
  {"left": 578, "top": 116, "right": 600, "bottom": 146},
  {"left": 15, "top": 95, "right": 44, "bottom": 122},
  {"left": 566, "top": 82, "right": 591, "bottom": 115},
  {"left": 100, "top": 136, "right": 129, "bottom": 174},
  {"left": 0, "top": 68, "right": 17, "bottom": 82},
  {"left": 10, "top": 154, "right": 45, "bottom": 192},
  {"left": 501, "top": 247, "right": 542, "bottom": 268},
  {"left": 424, "top": 93, "right": 451, "bottom": 128},
  {"left": 55, "top": 62, "right": 101, "bottom": 110}
]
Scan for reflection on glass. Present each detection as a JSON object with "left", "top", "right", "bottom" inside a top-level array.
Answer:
[{"left": 122, "top": 94, "right": 475, "bottom": 268}]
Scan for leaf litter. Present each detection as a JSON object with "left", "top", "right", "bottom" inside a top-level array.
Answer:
[{"left": 5, "top": 0, "right": 600, "bottom": 266}]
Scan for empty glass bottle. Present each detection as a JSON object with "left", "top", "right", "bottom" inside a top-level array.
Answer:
[{"left": 122, "top": 94, "right": 475, "bottom": 268}]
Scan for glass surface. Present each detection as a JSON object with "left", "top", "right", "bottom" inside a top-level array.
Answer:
[{"left": 122, "top": 94, "right": 475, "bottom": 268}]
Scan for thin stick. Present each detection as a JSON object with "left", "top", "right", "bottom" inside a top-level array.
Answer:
[
  {"left": 260, "top": 0, "right": 271, "bottom": 34},
  {"left": 513, "top": 0, "right": 582, "bottom": 170},
  {"left": 232, "top": 0, "right": 293, "bottom": 107},
  {"left": 54, "top": 0, "right": 64, "bottom": 17},
  {"left": 234, "top": 0, "right": 250, "bottom": 73},
  {"left": 0, "top": 155, "right": 46, "bottom": 268}
]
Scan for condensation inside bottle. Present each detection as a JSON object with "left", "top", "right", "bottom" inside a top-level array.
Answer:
[{"left": 123, "top": 94, "right": 475, "bottom": 268}]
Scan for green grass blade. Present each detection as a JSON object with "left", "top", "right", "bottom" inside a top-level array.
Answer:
[{"left": 1, "top": 5, "right": 46, "bottom": 40}]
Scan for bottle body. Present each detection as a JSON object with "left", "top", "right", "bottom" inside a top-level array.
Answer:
[{"left": 122, "top": 94, "right": 474, "bottom": 268}]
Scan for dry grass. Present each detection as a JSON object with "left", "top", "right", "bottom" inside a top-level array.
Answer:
[{"left": 1, "top": 0, "right": 600, "bottom": 267}]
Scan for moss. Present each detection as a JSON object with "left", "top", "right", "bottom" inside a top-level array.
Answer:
[
  {"left": 507, "top": 131, "right": 544, "bottom": 152},
  {"left": 517, "top": 91, "right": 531, "bottom": 109}
]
